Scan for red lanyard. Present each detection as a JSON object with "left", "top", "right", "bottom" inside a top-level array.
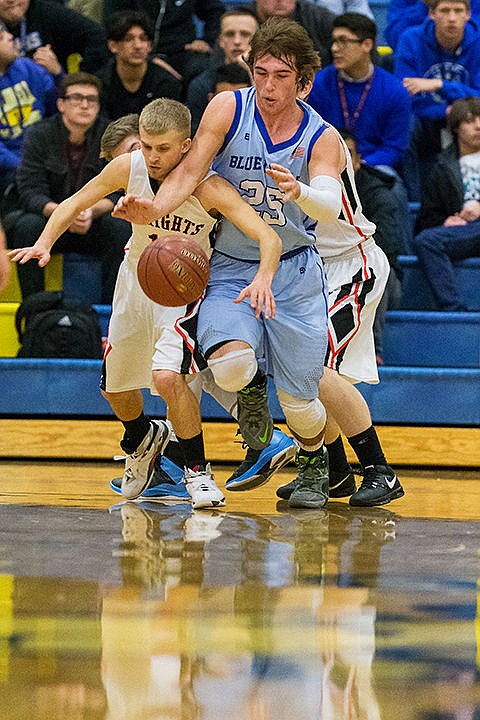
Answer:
[{"left": 337, "top": 70, "right": 374, "bottom": 130}]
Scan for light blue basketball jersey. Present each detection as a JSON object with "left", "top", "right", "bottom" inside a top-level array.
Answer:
[{"left": 211, "top": 86, "right": 329, "bottom": 261}]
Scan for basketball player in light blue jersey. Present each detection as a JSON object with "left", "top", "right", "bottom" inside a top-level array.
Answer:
[{"left": 113, "top": 17, "right": 345, "bottom": 509}]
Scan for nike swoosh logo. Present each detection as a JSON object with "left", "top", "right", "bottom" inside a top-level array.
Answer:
[
  {"left": 258, "top": 426, "right": 270, "bottom": 443},
  {"left": 386, "top": 474, "right": 397, "bottom": 489}
]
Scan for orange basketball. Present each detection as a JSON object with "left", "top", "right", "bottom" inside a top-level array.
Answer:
[{"left": 137, "top": 236, "right": 210, "bottom": 306}]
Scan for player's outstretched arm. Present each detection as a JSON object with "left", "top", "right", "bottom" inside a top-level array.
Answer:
[
  {"left": 8, "top": 156, "right": 130, "bottom": 267},
  {"left": 198, "top": 174, "right": 282, "bottom": 320},
  {"left": 112, "top": 92, "right": 236, "bottom": 225}
]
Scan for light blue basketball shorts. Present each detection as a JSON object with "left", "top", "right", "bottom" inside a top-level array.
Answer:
[{"left": 197, "top": 246, "right": 329, "bottom": 400}]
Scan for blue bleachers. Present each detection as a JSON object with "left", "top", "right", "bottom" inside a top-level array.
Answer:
[{"left": 398, "top": 256, "right": 480, "bottom": 311}]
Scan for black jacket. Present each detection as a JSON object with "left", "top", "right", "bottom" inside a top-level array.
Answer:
[
  {"left": 95, "top": 59, "right": 182, "bottom": 119},
  {"left": 5, "top": 0, "right": 109, "bottom": 73},
  {"left": 415, "top": 145, "right": 464, "bottom": 232},
  {"left": 103, "top": 0, "right": 225, "bottom": 57},
  {"left": 16, "top": 113, "right": 111, "bottom": 215}
]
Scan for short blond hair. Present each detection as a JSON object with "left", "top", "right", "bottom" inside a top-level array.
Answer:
[
  {"left": 100, "top": 113, "right": 139, "bottom": 160},
  {"left": 139, "top": 98, "right": 191, "bottom": 137}
]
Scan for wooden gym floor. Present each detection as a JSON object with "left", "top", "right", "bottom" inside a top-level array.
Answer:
[{"left": 0, "top": 420, "right": 479, "bottom": 719}]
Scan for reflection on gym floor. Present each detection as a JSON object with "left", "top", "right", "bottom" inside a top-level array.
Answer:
[{"left": 0, "top": 488, "right": 479, "bottom": 720}]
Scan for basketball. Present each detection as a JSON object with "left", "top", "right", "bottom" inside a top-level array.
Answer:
[{"left": 137, "top": 235, "right": 210, "bottom": 306}]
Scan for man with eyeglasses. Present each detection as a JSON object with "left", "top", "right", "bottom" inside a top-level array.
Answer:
[
  {"left": 96, "top": 10, "right": 182, "bottom": 121},
  {"left": 7, "top": 71, "right": 129, "bottom": 302}
]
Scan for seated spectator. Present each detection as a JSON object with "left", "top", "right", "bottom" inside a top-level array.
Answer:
[
  {"left": 96, "top": 11, "right": 182, "bottom": 120},
  {"left": 340, "top": 129, "right": 406, "bottom": 364},
  {"left": 394, "top": 0, "right": 480, "bottom": 200},
  {"left": 307, "top": 0, "right": 374, "bottom": 19},
  {"left": 103, "top": 0, "right": 225, "bottom": 85},
  {"left": 0, "top": 0, "right": 109, "bottom": 75},
  {"left": 252, "top": 0, "right": 334, "bottom": 68},
  {"left": 0, "top": 220, "right": 10, "bottom": 292},
  {"left": 6, "top": 72, "right": 130, "bottom": 302},
  {"left": 212, "top": 62, "right": 251, "bottom": 95},
  {"left": 308, "top": 13, "right": 413, "bottom": 248},
  {"left": 385, "top": 0, "right": 480, "bottom": 53},
  {"left": 99, "top": 112, "right": 140, "bottom": 161},
  {"left": 186, "top": 7, "right": 257, "bottom": 135},
  {"left": 0, "top": 21, "right": 58, "bottom": 194},
  {"left": 412, "top": 96, "right": 480, "bottom": 311},
  {"left": 68, "top": 0, "right": 102, "bottom": 24}
]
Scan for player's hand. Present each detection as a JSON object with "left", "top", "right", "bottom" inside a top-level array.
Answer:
[
  {"left": 234, "top": 275, "right": 276, "bottom": 320},
  {"left": 7, "top": 244, "right": 51, "bottom": 267},
  {"left": 266, "top": 163, "right": 300, "bottom": 201},
  {"left": 112, "top": 194, "right": 158, "bottom": 224}
]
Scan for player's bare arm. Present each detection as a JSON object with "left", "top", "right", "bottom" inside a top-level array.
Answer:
[
  {"left": 8, "top": 155, "right": 131, "bottom": 268},
  {"left": 195, "top": 174, "right": 282, "bottom": 320},
  {"left": 266, "top": 127, "right": 345, "bottom": 223},
  {"left": 112, "top": 92, "right": 237, "bottom": 225}
]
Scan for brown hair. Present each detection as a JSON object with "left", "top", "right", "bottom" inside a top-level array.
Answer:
[
  {"left": 447, "top": 96, "right": 480, "bottom": 135},
  {"left": 59, "top": 72, "right": 102, "bottom": 98},
  {"left": 247, "top": 16, "right": 321, "bottom": 91},
  {"left": 100, "top": 113, "right": 139, "bottom": 160}
]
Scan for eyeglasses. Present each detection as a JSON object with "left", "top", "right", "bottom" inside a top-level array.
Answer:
[
  {"left": 63, "top": 93, "right": 99, "bottom": 106},
  {"left": 331, "top": 36, "right": 364, "bottom": 48}
]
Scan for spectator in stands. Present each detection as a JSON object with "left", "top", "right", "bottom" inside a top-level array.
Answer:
[
  {"left": 0, "top": 220, "right": 10, "bottom": 291},
  {"left": 307, "top": 0, "right": 374, "bottom": 19},
  {"left": 340, "top": 129, "right": 405, "bottom": 364},
  {"left": 7, "top": 72, "right": 130, "bottom": 302},
  {"left": 394, "top": 0, "right": 480, "bottom": 200},
  {"left": 308, "top": 13, "right": 413, "bottom": 248},
  {"left": 0, "top": 21, "right": 58, "bottom": 194},
  {"left": 0, "top": 0, "right": 109, "bottom": 75},
  {"left": 385, "top": 0, "right": 480, "bottom": 53},
  {"left": 186, "top": 7, "right": 257, "bottom": 135},
  {"left": 99, "top": 112, "right": 139, "bottom": 161},
  {"left": 103, "top": 0, "right": 225, "bottom": 85},
  {"left": 96, "top": 11, "right": 181, "bottom": 120},
  {"left": 252, "top": 0, "right": 334, "bottom": 67},
  {"left": 412, "top": 96, "right": 480, "bottom": 311}
]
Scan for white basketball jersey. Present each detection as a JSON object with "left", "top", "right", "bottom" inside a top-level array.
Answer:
[
  {"left": 316, "top": 128, "right": 376, "bottom": 257},
  {"left": 125, "top": 149, "right": 217, "bottom": 263}
]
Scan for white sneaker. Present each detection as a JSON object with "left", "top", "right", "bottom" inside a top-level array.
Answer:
[
  {"left": 121, "top": 420, "right": 171, "bottom": 499},
  {"left": 185, "top": 463, "right": 226, "bottom": 510}
]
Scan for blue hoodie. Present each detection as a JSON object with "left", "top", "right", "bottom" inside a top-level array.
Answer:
[
  {"left": 0, "top": 56, "right": 57, "bottom": 171},
  {"left": 308, "top": 64, "right": 412, "bottom": 168},
  {"left": 385, "top": 0, "right": 480, "bottom": 51},
  {"left": 394, "top": 17, "right": 480, "bottom": 120}
]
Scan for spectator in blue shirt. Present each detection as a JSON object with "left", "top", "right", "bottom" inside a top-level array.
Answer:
[{"left": 395, "top": 0, "right": 480, "bottom": 199}]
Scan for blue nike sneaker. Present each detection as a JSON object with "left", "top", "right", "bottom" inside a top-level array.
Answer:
[
  {"left": 110, "top": 454, "right": 190, "bottom": 501},
  {"left": 226, "top": 428, "right": 297, "bottom": 491}
]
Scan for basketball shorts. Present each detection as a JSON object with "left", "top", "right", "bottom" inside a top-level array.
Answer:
[
  {"left": 324, "top": 238, "right": 389, "bottom": 384},
  {"left": 197, "top": 246, "right": 328, "bottom": 400},
  {"left": 101, "top": 258, "right": 205, "bottom": 394}
]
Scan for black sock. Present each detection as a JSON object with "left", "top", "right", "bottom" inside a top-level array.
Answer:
[
  {"left": 326, "top": 435, "right": 352, "bottom": 475},
  {"left": 120, "top": 413, "right": 151, "bottom": 454},
  {"left": 347, "top": 426, "right": 387, "bottom": 469},
  {"left": 298, "top": 445, "right": 324, "bottom": 459},
  {"left": 245, "top": 368, "right": 265, "bottom": 389},
  {"left": 163, "top": 440, "right": 186, "bottom": 468},
  {"left": 177, "top": 432, "right": 206, "bottom": 470}
]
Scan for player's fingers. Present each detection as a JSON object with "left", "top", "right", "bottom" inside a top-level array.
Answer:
[{"left": 234, "top": 287, "right": 250, "bottom": 304}]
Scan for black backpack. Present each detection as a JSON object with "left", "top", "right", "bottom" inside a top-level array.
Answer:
[{"left": 15, "top": 291, "right": 104, "bottom": 359}]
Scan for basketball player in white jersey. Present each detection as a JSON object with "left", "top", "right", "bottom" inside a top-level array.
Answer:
[
  {"left": 100, "top": 112, "right": 298, "bottom": 501},
  {"left": 8, "top": 98, "right": 285, "bottom": 510},
  {"left": 112, "top": 17, "right": 404, "bottom": 509},
  {"left": 269, "top": 137, "right": 404, "bottom": 507}
]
